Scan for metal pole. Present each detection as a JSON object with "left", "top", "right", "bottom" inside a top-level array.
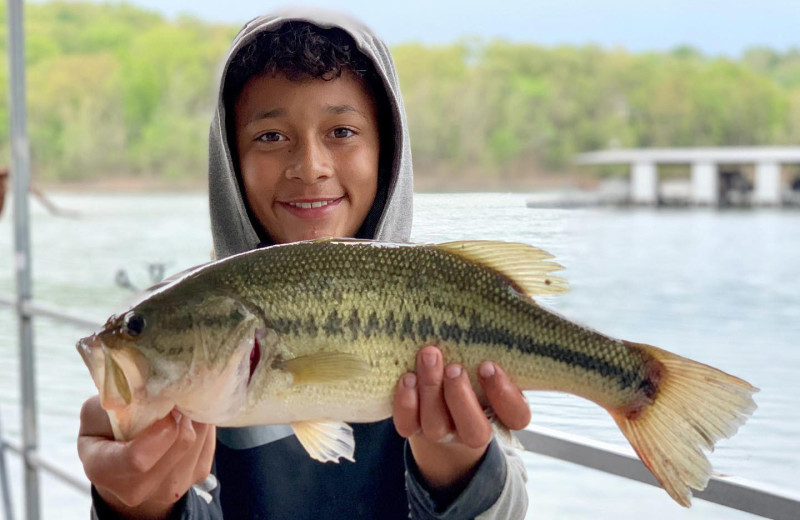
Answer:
[
  {"left": 0, "top": 410, "right": 16, "bottom": 520},
  {"left": 7, "top": 0, "right": 40, "bottom": 518}
]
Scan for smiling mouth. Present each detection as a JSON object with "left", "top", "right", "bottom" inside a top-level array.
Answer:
[{"left": 283, "top": 198, "right": 342, "bottom": 209}]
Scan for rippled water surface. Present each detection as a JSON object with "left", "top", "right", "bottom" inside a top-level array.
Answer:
[{"left": 1, "top": 192, "right": 797, "bottom": 519}]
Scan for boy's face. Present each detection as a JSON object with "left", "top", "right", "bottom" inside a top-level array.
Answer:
[{"left": 234, "top": 70, "right": 380, "bottom": 244}]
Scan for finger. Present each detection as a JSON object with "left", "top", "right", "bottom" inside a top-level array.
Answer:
[
  {"left": 124, "top": 410, "right": 192, "bottom": 473},
  {"left": 442, "top": 364, "right": 493, "bottom": 449},
  {"left": 479, "top": 362, "right": 531, "bottom": 430},
  {"left": 78, "top": 395, "right": 113, "bottom": 438},
  {"left": 178, "top": 422, "right": 212, "bottom": 484},
  {"left": 181, "top": 422, "right": 214, "bottom": 486},
  {"left": 113, "top": 414, "right": 199, "bottom": 507},
  {"left": 416, "top": 346, "right": 453, "bottom": 441},
  {"left": 150, "top": 422, "right": 213, "bottom": 505},
  {"left": 392, "top": 373, "right": 420, "bottom": 438},
  {"left": 79, "top": 408, "right": 182, "bottom": 483},
  {"left": 193, "top": 425, "right": 217, "bottom": 484}
]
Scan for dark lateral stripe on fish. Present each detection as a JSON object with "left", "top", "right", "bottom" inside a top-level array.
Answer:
[
  {"left": 148, "top": 313, "right": 248, "bottom": 352},
  {"left": 271, "top": 310, "right": 640, "bottom": 389}
]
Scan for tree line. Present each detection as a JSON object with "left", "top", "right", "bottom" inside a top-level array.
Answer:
[{"left": 1, "top": 2, "right": 799, "bottom": 184}]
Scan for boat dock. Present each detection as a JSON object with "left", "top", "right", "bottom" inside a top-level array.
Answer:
[{"left": 572, "top": 147, "right": 800, "bottom": 207}]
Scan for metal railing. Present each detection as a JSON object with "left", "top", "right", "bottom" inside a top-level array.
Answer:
[
  {"left": 0, "top": 434, "right": 91, "bottom": 497},
  {"left": 1, "top": 1, "right": 799, "bottom": 517},
  {"left": 2, "top": 296, "right": 800, "bottom": 520},
  {"left": 516, "top": 426, "right": 800, "bottom": 520},
  {"left": 1, "top": 410, "right": 16, "bottom": 520},
  {"left": 0, "top": 297, "right": 96, "bottom": 520}
]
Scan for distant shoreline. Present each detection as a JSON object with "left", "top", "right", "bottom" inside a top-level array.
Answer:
[
  {"left": 37, "top": 176, "right": 208, "bottom": 194},
  {"left": 34, "top": 171, "right": 594, "bottom": 194}
]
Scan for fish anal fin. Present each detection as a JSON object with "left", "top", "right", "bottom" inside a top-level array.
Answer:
[
  {"left": 610, "top": 341, "right": 758, "bottom": 507},
  {"left": 435, "top": 240, "right": 568, "bottom": 296},
  {"left": 484, "top": 407, "right": 524, "bottom": 450},
  {"left": 291, "top": 420, "right": 356, "bottom": 463},
  {"left": 281, "top": 352, "right": 371, "bottom": 385}
]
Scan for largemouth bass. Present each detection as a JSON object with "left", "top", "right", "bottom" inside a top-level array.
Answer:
[{"left": 76, "top": 239, "right": 757, "bottom": 506}]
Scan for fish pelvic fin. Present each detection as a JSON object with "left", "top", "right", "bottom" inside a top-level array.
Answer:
[
  {"left": 291, "top": 420, "right": 356, "bottom": 463},
  {"left": 611, "top": 341, "right": 758, "bottom": 507},
  {"left": 434, "top": 240, "right": 568, "bottom": 296}
]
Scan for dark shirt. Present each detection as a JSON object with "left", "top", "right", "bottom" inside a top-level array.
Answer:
[{"left": 92, "top": 419, "right": 507, "bottom": 519}]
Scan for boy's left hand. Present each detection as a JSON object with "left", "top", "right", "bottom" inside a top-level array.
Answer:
[{"left": 392, "top": 345, "right": 531, "bottom": 493}]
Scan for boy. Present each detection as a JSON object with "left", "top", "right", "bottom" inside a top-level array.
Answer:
[{"left": 78, "top": 9, "right": 531, "bottom": 519}]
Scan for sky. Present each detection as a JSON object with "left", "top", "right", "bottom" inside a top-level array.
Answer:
[{"left": 72, "top": 0, "right": 800, "bottom": 56}]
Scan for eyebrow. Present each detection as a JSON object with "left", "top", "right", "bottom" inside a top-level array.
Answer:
[
  {"left": 247, "top": 108, "right": 287, "bottom": 125},
  {"left": 326, "top": 104, "right": 365, "bottom": 117},
  {"left": 246, "top": 105, "right": 365, "bottom": 125}
]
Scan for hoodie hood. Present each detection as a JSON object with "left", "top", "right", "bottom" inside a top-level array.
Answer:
[{"left": 209, "top": 8, "right": 413, "bottom": 259}]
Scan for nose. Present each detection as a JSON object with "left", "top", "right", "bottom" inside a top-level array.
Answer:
[{"left": 284, "top": 137, "right": 333, "bottom": 183}]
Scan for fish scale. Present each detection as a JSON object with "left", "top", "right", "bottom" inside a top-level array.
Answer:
[
  {"left": 203, "top": 241, "right": 653, "bottom": 411},
  {"left": 77, "top": 239, "right": 757, "bottom": 507}
]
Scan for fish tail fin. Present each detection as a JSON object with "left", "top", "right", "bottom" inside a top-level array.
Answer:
[{"left": 610, "top": 341, "right": 758, "bottom": 507}]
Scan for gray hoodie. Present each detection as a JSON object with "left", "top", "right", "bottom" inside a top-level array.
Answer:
[
  {"left": 209, "top": 7, "right": 414, "bottom": 257},
  {"left": 94, "top": 8, "right": 528, "bottom": 520}
]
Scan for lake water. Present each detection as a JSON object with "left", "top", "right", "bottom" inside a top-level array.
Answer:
[{"left": 0, "top": 192, "right": 798, "bottom": 519}]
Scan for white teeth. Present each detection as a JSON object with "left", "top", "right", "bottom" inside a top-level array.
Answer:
[{"left": 287, "top": 200, "right": 335, "bottom": 209}]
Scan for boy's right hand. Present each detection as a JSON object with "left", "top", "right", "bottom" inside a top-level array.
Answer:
[{"left": 77, "top": 395, "right": 216, "bottom": 520}]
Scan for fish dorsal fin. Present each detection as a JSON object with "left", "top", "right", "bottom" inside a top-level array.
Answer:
[
  {"left": 291, "top": 420, "right": 355, "bottom": 463},
  {"left": 435, "top": 240, "right": 568, "bottom": 296},
  {"left": 280, "top": 352, "right": 371, "bottom": 385}
]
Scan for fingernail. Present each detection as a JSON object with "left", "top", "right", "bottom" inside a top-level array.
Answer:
[
  {"left": 422, "top": 352, "right": 437, "bottom": 368},
  {"left": 171, "top": 408, "right": 183, "bottom": 425},
  {"left": 445, "top": 364, "right": 462, "bottom": 379},
  {"left": 403, "top": 373, "right": 417, "bottom": 389},
  {"left": 479, "top": 362, "right": 496, "bottom": 379}
]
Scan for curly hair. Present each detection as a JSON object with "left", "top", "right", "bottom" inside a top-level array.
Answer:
[{"left": 224, "top": 22, "right": 382, "bottom": 108}]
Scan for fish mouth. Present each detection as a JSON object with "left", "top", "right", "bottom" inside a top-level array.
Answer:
[
  {"left": 76, "top": 333, "right": 147, "bottom": 411},
  {"left": 77, "top": 334, "right": 106, "bottom": 390}
]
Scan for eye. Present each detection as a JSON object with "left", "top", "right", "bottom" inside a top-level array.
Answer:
[
  {"left": 256, "top": 131, "right": 285, "bottom": 143},
  {"left": 123, "top": 312, "right": 146, "bottom": 337},
  {"left": 332, "top": 127, "right": 355, "bottom": 139}
]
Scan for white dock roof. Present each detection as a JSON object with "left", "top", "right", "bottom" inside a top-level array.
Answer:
[{"left": 575, "top": 147, "right": 800, "bottom": 165}]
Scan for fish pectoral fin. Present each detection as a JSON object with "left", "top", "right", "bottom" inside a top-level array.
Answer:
[
  {"left": 435, "top": 240, "right": 569, "bottom": 296},
  {"left": 291, "top": 420, "right": 356, "bottom": 463},
  {"left": 281, "top": 352, "right": 371, "bottom": 385},
  {"left": 101, "top": 353, "right": 132, "bottom": 409}
]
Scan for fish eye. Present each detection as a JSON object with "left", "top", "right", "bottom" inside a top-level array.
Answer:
[{"left": 123, "top": 312, "right": 146, "bottom": 337}]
